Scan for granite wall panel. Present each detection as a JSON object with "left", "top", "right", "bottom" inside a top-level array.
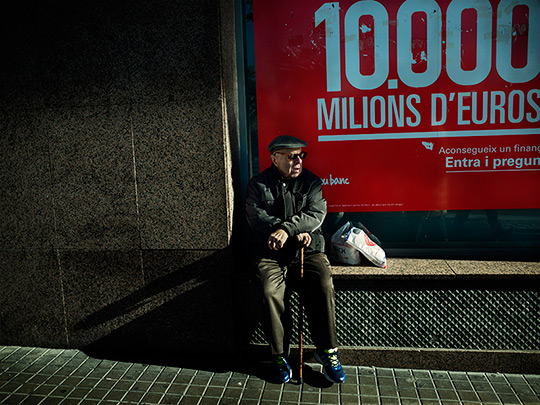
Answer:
[
  {"left": 0, "top": 110, "right": 56, "bottom": 250},
  {"left": 38, "top": 1, "right": 133, "bottom": 109},
  {"left": 132, "top": 103, "right": 229, "bottom": 250},
  {"left": 45, "top": 106, "right": 139, "bottom": 250},
  {"left": 0, "top": 250, "right": 67, "bottom": 347},
  {"left": 60, "top": 249, "right": 144, "bottom": 348},
  {"left": 126, "top": 0, "right": 221, "bottom": 106}
]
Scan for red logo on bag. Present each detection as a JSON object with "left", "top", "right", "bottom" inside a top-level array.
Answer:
[{"left": 364, "top": 234, "right": 376, "bottom": 247}]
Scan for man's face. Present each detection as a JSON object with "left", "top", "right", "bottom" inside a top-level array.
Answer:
[{"left": 271, "top": 147, "right": 304, "bottom": 179}]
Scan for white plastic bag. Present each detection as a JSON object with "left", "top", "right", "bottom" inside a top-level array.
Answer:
[
  {"left": 344, "top": 227, "right": 387, "bottom": 269},
  {"left": 329, "top": 222, "right": 361, "bottom": 265}
]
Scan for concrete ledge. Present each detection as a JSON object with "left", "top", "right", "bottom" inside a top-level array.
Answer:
[
  {"left": 287, "top": 346, "right": 540, "bottom": 374},
  {"left": 340, "top": 347, "right": 540, "bottom": 374},
  {"left": 332, "top": 258, "right": 540, "bottom": 279}
]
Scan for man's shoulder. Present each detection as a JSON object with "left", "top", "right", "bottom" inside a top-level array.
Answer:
[{"left": 249, "top": 167, "right": 274, "bottom": 184}]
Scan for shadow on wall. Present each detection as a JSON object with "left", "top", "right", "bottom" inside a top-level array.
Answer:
[{"left": 78, "top": 250, "right": 235, "bottom": 361}]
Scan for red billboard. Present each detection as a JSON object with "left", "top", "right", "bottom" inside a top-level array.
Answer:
[{"left": 252, "top": 0, "right": 540, "bottom": 211}]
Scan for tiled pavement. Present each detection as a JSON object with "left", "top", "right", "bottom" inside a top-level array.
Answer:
[{"left": 1, "top": 346, "right": 539, "bottom": 404}]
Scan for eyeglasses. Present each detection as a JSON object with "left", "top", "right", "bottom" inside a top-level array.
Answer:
[{"left": 274, "top": 151, "right": 307, "bottom": 160}]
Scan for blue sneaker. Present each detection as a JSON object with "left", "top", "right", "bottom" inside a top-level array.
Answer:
[
  {"left": 314, "top": 348, "right": 346, "bottom": 383},
  {"left": 274, "top": 356, "right": 292, "bottom": 383}
]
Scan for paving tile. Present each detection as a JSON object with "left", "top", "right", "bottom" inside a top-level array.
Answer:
[
  {"left": 167, "top": 383, "right": 188, "bottom": 395},
  {"left": 178, "top": 395, "right": 201, "bottom": 405},
  {"left": 377, "top": 368, "right": 395, "bottom": 377},
  {"left": 192, "top": 374, "right": 213, "bottom": 386},
  {"left": 50, "top": 385, "right": 73, "bottom": 397},
  {"left": 5, "top": 393, "right": 28, "bottom": 403},
  {"left": 340, "top": 383, "right": 359, "bottom": 395},
  {"left": 378, "top": 376, "right": 396, "bottom": 386},
  {"left": 85, "top": 388, "right": 109, "bottom": 400},
  {"left": 261, "top": 389, "right": 281, "bottom": 401},
  {"left": 157, "top": 370, "right": 179, "bottom": 384},
  {"left": 301, "top": 391, "right": 320, "bottom": 403},
  {"left": 398, "top": 387, "right": 419, "bottom": 398},
  {"left": 0, "top": 392, "right": 17, "bottom": 402},
  {"left": 209, "top": 375, "right": 230, "bottom": 386},
  {"left": 131, "top": 380, "right": 153, "bottom": 391},
  {"left": 457, "top": 390, "right": 481, "bottom": 402},
  {"left": 359, "top": 395, "right": 380, "bottom": 404},
  {"left": 160, "top": 393, "right": 184, "bottom": 404},
  {"left": 9, "top": 382, "right": 39, "bottom": 395},
  {"left": 20, "top": 396, "right": 47, "bottom": 405},
  {"left": 102, "top": 389, "right": 127, "bottom": 402},
  {"left": 380, "top": 397, "right": 401, "bottom": 404},
  {"left": 518, "top": 393, "right": 540, "bottom": 403},
  {"left": 67, "top": 387, "right": 93, "bottom": 399},
  {"left": 471, "top": 380, "right": 494, "bottom": 392},
  {"left": 452, "top": 380, "right": 475, "bottom": 390},
  {"left": 476, "top": 390, "right": 500, "bottom": 403},
  {"left": 94, "top": 378, "right": 116, "bottom": 390},
  {"left": 359, "top": 376, "right": 377, "bottom": 385},
  {"left": 420, "top": 400, "right": 441, "bottom": 405},
  {"left": 281, "top": 389, "right": 300, "bottom": 402},
  {"left": 76, "top": 377, "right": 100, "bottom": 388},
  {"left": 185, "top": 384, "right": 207, "bottom": 397},
  {"left": 234, "top": 399, "right": 258, "bottom": 405},
  {"left": 379, "top": 385, "right": 398, "bottom": 396},
  {"left": 433, "top": 379, "right": 454, "bottom": 390},
  {"left": 140, "top": 391, "right": 164, "bottom": 403},
  {"left": 320, "top": 392, "right": 340, "bottom": 403},
  {"left": 496, "top": 392, "right": 522, "bottom": 404},
  {"left": 414, "top": 378, "right": 435, "bottom": 389},
  {"left": 400, "top": 399, "right": 421, "bottom": 405},
  {"left": 242, "top": 387, "right": 263, "bottom": 399},
  {"left": 122, "top": 390, "right": 145, "bottom": 402},
  {"left": 437, "top": 388, "right": 459, "bottom": 401},
  {"left": 359, "top": 384, "right": 378, "bottom": 396},
  {"left": 417, "top": 388, "right": 439, "bottom": 400},
  {"left": 205, "top": 386, "right": 226, "bottom": 397},
  {"left": 222, "top": 386, "right": 243, "bottom": 399},
  {"left": 514, "top": 382, "right": 537, "bottom": 396}
]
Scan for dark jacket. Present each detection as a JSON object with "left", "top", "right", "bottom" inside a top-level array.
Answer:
[{"left": 246, "top": 164, "right": 327, "bottom": 260}]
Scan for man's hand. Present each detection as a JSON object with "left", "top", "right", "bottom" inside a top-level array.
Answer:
[
  {"left": 267, "top": 229, "right": 289, "bottom": 250},
  {"left": 296, "top": 232, "right": 311, "bottom": 247}
]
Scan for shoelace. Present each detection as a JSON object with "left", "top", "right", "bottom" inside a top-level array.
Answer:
[
  {"left": 328, "top": 354, "right": 339, "bottom": 368},
  {"left": 326, "top": 352, "right": 340, "bottom": 369},
  {"left": 276, "top": 357, "right": 287, "bottom": 368}
]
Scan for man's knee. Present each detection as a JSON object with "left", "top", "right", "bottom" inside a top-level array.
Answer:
[
  {"left": 303, "top": 253, "right": 334, "bottom": 292},
  {"left": 254, "top": 258, "right": 285, "bottom": 300}
]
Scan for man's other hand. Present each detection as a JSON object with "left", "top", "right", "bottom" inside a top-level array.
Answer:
[
  {"left": 268, "top": 229, "right": 289, "bottom": 250},
  {"left": 296, "top": 232, "right": 311, "bottom": 247}
]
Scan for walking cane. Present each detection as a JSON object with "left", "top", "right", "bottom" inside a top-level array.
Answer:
[{"left": 299, "top": 246, "right": 304, "bottom": 384}]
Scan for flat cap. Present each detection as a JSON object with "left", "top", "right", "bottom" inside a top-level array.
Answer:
[{"left": 268, "top": 135, "right": 307, "bottom": 153}]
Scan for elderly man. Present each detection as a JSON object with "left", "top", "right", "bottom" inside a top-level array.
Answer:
[{"left": 245, "top": 135, "right": 345, "bottom": 384}]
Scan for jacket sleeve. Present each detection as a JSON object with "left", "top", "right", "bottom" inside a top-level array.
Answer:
[
  {"left": 245, "top": 178, "right": 282, "bottom": 240},
  {"left": 279, "top": 177, "right": 327, "bottom": 237}
]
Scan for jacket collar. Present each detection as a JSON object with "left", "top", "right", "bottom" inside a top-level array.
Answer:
[{"left": 270, "top": 164, "right": 305, "bottom": 191}]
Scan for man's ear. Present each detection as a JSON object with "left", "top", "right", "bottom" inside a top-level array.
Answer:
[{"left": 270, "top": 154, "right": 277, "bottom": 166}]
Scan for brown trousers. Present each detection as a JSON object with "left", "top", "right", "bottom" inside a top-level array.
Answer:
[{"left": 254, "top": 252, "right": 338, "bottom": 356}]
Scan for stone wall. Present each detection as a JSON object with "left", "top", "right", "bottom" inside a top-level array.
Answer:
[{"left": 0, "top": 0, "right": 239, "bottom": 356}]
